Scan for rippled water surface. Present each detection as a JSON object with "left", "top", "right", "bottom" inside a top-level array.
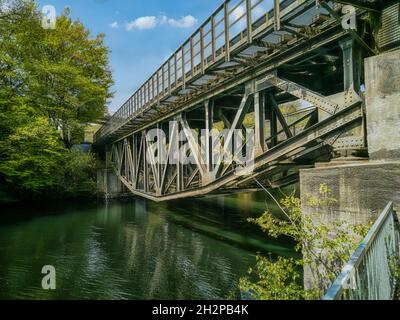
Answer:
[{"left": 0, "top": 192, "right": 295, "bottom": 299}]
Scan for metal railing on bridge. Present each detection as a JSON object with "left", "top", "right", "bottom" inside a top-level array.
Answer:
[
  {"left": 323, "top": 202, "right": 400, "bottom": 300},
  {"left": 95, "top": 0, "right": 318, "bottom": 142}
]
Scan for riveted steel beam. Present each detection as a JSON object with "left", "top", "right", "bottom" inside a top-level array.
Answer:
[{"left": 266, "top": 74, "right": 338, "bottom": 115}]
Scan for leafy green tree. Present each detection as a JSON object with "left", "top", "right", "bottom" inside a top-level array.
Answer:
[
  {"left": 0, "top": 0, "right": 113, "bottom": 200},
  {"left": 1, "top": 0, "right": 113, "bottom": 145},
  {"left": 26, "top": 12, "right": 113, "bottom": 145},
  {"left": 0, "top": 101, "right": 99, "bottom": 200}
]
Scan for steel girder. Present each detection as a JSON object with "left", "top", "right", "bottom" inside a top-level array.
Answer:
[{"left": 108, "top": 69, "right": 365, "bottom": 201}]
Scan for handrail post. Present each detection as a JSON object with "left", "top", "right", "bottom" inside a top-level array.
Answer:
[
  {"left": 246, "top": 0, "right": 253, "bottom": 43},
  {"left": 224, "top": 1, "right": 230, "bottom": 62},
  {"left": 274, "top": 0, "right": 281, "bottom": 31}
]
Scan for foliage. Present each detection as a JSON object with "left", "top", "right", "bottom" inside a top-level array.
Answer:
[
  {"left": 0, "top": 109, "right": 65, "bottom": 196},
  {"left": 389, "top": 253, "right": 400, "bottom": 299},
  {"left": 0, "top": 0, "right": 112, "bottom": 201},
  {"left": 0, "top": 103, "right": 98, "bottom": 199},
  {"left": 0, "top": 0, "right": 113, "bottom": 145},
  {"left": 239, "top": 184, "right": 370, "bottom": 300},
  {"left": 239, "top": 256, "right": 304, "bottom": 300},
  {"left": 61, "top": 149, "right": 97, "bottom": 197}
]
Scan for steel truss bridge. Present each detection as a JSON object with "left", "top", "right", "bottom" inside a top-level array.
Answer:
[{"left": 95, "top": 0, "right": 400, "bottom": 201}]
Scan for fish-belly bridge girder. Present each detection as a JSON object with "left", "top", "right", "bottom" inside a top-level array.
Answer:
[{"left": 95, "top": 0, "right": 397, "bottom": 201}]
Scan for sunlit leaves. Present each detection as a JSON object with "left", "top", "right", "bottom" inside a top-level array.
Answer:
[
  {"left": 0, "top": 1, "right": 113, "bottom": 145},
  {"left": 239, "top": 184, "right": 371, "bottom": 300},
  {"left": 239, "top": 256, "right": 304, "bottom": 300},
  {"left": 0, "top": 115, "right": 65, "bottom": 194}
]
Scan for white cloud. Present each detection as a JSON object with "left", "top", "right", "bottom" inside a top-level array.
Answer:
[
  {"left": 165, "top": 15, "right": 198, "bottom": 28},
  {"left": 110, "top": 21, "right": 119, "bottom": 29},
  {"left": 125, "top": 14, "right": 198, "bottom": 31},
  {"left": 126, "top": 16, "right": 157, "bottom": 30}
]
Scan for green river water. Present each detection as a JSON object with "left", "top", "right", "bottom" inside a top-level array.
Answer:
[{"left": 0, "top": 191, "right": 296, "bottom": 299}]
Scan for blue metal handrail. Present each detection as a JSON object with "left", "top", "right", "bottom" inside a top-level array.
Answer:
[{"left": 323, "top": 202, "right": 400, "bottom": 300}]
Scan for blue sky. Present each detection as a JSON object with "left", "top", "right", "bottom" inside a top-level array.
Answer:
[{"left": 36, "top": 0, "right": 221, "bottom": 113}]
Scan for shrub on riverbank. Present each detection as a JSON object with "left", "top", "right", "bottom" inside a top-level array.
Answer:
[
  {"left": 0, "top": 119, "right": 65, "bottom": 196},
  {"left": 61, "top": 150, "right": 98, "bottom": 198},
  {"left": 0, "top": 147, "right": 99, "bottom": 203}
]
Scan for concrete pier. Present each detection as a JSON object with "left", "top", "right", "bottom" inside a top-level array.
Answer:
[
  {"left": 97, "top": 168, "right": 124, "bottom": 199},
  {"left": 365, "top": 50, "right": 400, "bottom": 161}
]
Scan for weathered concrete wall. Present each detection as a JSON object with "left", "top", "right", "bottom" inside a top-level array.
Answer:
[
  {"left": 300, "top": 161, "right": 400, "bottom": 291},
  {"left": 300, "top": 161, "right": 400, "bottom": 224},
  {"left": 365, "top": 50, "right": 400, "bottom": 160},
  {"left": 97, "top": 169, "right": 123, "bottom": 199}
]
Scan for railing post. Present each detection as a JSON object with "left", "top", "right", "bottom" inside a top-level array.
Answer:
[
  {"left": 147, "top": 82, "right": 150, "bottom": 105},
  {"left": 224, "top": 1, "right": 230, "bottom": 62},
  {"left": 152, "top": 75, "right": 155, "bottom": 103},
  {"left": 182, "top": 46, "right": 186, "bottom": 89},
  {"left": 174, "top": 53, "right": 178, "bottom": 88},
  {"left": 211, "top": 15, "right": 216, "bottom": 61},
  {"left": 200, "top": 27, "right": 205, "bottom": 74},
  {"left": 246, "top": 0, "right": 253, "bottom": 43},
  {"left": 190, "top": 36, "right": 194, "bottom": 77},
  {"left": 168, "top": 59, "right": 172, "bottom": 95},
  {"left": 274, "top": 0, "right": 281, "bottom": 31}
]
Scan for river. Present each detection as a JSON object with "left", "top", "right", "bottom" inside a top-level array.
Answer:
[{"left": 0, "top": 191, "right": 296, "bottom": 300}]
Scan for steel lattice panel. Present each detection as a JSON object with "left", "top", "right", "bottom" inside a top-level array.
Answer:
[{"left": 378, "top": 2, "right": 400, "bottom": 50}]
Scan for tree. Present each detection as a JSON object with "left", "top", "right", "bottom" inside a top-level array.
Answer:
[
  {"left": 0, "top": 0, "right": 113, "bottom": 200},
  {"left": 27, "top": 12, "right": 113, "bottom": 145},
  {"left": 0, "top": 0, "right": 113, "bottom": 145}
]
